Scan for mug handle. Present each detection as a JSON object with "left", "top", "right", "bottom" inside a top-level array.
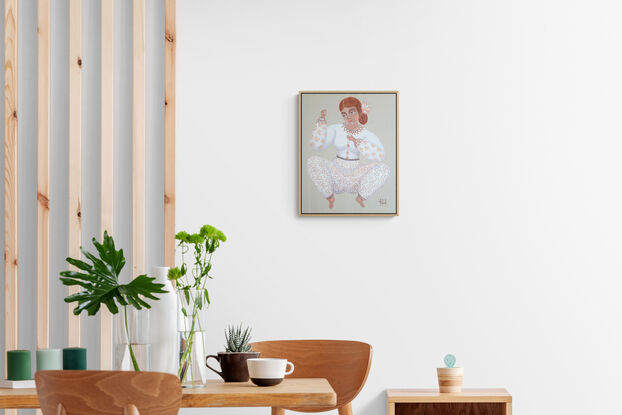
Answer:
[
  {"left": 205, "top": 355, "right": 225, "bottom": 380},
  {"left": 285, "top": 361, "right": 295, "bottom": 376}
]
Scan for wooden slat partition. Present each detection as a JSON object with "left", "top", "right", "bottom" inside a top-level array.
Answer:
[
  {"left": 67, "top": 0, "right": 82, "bottom": 347},
  {"left": 3, "top": 1, "right": 177, "bottom": 389},
  {"left": 100, "top": 0, "right": 114, "bottom": 370},
  {"left": 36, "top": 0, "right": 50, "bottom": 391},
  {"left": 4, "top": 2, "right": 17, "bottom": 414},
  {"left": 164, "top": 0, "right": 176, "bottom": 268},
  {"left": 3, "top": 0, "right": 18, "bottom": 360},
  {"left": 37, "top": 0, "right": 50, "bottom": 352},
  {"left": 133, "top": 0, "right": 146, "bottom": 278}
]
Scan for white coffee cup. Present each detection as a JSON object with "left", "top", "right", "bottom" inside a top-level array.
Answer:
[{"left": 247, "top": 358, "right": 295, "bottom": 386}]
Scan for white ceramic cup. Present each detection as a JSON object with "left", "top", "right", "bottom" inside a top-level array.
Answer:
[{"left": 247, "top": 358, "right": 295, "bottom": 386}]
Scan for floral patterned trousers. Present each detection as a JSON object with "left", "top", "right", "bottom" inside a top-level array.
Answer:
[{"left": 306, "top": 156, "right": 390, "bottom": 200}]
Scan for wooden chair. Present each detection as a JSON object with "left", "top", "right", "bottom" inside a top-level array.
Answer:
[
  {"left": 35, "top": 370, "right": 182, "bottom": 415},
  {"left": 251, "top": 340, "right": 372, "bottom": 415}
]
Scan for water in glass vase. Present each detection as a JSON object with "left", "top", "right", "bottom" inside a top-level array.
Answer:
[
  {"left": 178, "top": 330, "right": 208, "bottom": 388},
  {"left": 115, "top": 343, "right": 151, "bottom": 371},
  {"left": 114, "top": 307, "right": 151, "bottom": 371}
]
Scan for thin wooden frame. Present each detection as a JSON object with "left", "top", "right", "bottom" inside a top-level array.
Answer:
[
  {"left": 133, "top": 0, "right": 146, "bottom": 277},
  {"left": 37, "top": 0, "right": 50, "bottom": 352},
  {"left": 298, "top": 91, "right": 399, "bottom": 217},
  {"left": 67, "top": 0, "right": 82, "bottom": 346},
  {"left": 4, "top": 0, "right": 18, "bottom": 391},
  {"left": 100, "top": 0, "right": 114, "bottom": 369},
  {"left": 164, "top": 0, "right": 176, "bottom": 269}
]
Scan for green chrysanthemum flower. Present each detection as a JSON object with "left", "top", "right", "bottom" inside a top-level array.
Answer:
[
  {"left": 175, "top": 231, "right": 191, "bottom": 243},
  {"left": 200, "top": 224, "right": 227, "bottom": 242}
]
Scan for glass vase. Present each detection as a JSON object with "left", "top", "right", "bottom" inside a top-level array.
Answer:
[
  {"left": 114, "top": 307, "right": 150, "bottom": 371},
  {"left": 177, "top": 289, "right": 209, "bottom": 388}
]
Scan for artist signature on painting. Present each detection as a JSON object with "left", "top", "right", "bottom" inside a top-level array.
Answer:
[{"left": 378, "top": 198, "right": 387, "bottom": 206}]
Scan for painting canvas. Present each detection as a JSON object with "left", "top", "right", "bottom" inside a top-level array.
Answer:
[{"left": 299, "top": 91, "right": 399, "bottom": 216}]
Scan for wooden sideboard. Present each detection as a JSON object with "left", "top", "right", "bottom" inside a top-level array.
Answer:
[{"left": 386, "top": 388, "right": 512, "bottom": 415}]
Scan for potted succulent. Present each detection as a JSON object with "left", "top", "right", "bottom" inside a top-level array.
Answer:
[
  {"left": 59, "top": 231, "right": 168, "bottom": 371},
  {"left": 205, "top": 324, "right": 259, "bottom": 382},
  {"left": 437, "top": 354, "right": 463, "bottom": 393}
]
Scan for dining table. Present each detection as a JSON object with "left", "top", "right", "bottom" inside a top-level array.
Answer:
[{"left": 0, "top": 378, "right": 337, "bottom": 409}]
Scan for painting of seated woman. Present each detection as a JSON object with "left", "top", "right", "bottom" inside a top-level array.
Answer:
[{"left": 299, "top": 91, "right": 398, "bottom": 216}]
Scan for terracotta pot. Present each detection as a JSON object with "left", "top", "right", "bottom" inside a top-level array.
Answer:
[
  {"left": 437, "top": 367, "right": 463, "bottom": 393},
  {"left": 206, "top": 352, "right": 260, "bottom": 382}
]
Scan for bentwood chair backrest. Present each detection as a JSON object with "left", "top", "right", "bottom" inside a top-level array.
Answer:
[
  {"left": 251, "top": 340, "right": 372, "bottom": 414},
  {"left": 35, "top": 370, "right": 182, "bottom": 415}
]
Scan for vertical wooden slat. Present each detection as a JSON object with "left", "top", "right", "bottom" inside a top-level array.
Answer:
[
  {"left": 133, "top": 0, "right": 146, "bottom": 277},
  {"left": 164, "top": 0, "right": 176, "bottom": 268},
  {"left": 36, "top": 0, "right": 51, "bottom": 374},
  {"left": 4, "top": 3, "right": 17, "bottom": 415},
  {"left": 4, "top": 0, "right": 18, "bottom": 381},
  {"left": 37, "top": 0, "right": 50, "bottom": 352},
  {"left": 100, "top": 0, "right": 114, "bottom": 369},
  {"left": 67, "top": 0, "right": 82, "bottom": 347}
]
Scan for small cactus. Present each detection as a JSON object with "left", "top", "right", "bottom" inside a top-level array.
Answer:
[
  {"left": 444, "top": 354, "right": 456, "bottom": 368},
  {"left": 224, "top": 323, "right": 253, "bottom": 352}
]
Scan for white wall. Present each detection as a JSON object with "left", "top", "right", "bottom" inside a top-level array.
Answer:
[{"left": 178, "top": 0, "right": 622, "bottom": 414}]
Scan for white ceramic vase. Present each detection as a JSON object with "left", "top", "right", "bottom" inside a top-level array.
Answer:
[{"left": 148, "top": 266, "right": 177, "bottom": 374}]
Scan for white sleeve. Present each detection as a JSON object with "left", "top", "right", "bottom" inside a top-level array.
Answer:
[
  {"left": 358, "top": 131, "right": 385, "bottom": 161},
  {"left": 310, "top": 123, "right": 337, "bottom": 151}
]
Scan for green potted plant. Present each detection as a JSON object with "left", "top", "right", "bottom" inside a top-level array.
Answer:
[
  {"left": 206, "top": 324, "right": 259, "bottom": 382},
  {"left": 59, "top": 231, "right": 167, "bottom": 371},
  {"left": 168, "top": 224, "right": 227, "bottom": 387}
]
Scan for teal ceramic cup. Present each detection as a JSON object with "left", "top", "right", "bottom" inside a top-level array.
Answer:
[
  {"left": 62, "top": 347, "right": 86, "bottom": 370},
  {"left": 36, "top": 349, "right": 62, "bottom": 371},
  {"left": 7, "top": 350, "right": 31, "bottom": 380}
]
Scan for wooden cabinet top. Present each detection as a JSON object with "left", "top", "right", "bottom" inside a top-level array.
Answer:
[{"left": 386, "top": 388, "right": 512, "bottom": 403}]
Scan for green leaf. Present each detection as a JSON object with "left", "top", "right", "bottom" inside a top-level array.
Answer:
[{"left": 59, "top": 233, "right": 166, "bottom": 317}]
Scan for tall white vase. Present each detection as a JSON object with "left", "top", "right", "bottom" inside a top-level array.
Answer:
[{"left": 149, "top": 266, "right": 177, "bottom": 374}]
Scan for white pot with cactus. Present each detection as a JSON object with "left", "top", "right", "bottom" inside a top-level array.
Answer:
[{"left": 205, "top": 324, "right": 259, "bottom": 382}]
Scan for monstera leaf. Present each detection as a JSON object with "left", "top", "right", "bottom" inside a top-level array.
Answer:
[{"left": 60, "top": 231, "right": 167, "bottom": 316}]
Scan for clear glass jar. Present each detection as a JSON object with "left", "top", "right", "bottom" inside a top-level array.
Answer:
[
  {"left": 114, "top": 307, "right": 150, "bottom": 371},
  {"left": 177, "top": 289, "right": 209, "bottom": 388}
]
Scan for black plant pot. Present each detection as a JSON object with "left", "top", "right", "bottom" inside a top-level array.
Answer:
[{"left": 206, "top": 351, "right": 260, "bottom": 382}]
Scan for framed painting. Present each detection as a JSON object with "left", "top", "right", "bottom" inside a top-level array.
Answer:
[{"left": 299, "top": 91, "right": 399, "bottom": 216}]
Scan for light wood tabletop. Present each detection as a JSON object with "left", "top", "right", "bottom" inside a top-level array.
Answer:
[
  {"left": 386, "top": 388, "right": 512, "bottom": 403},
  {"left": 0, "top": 378, "right": 337, "bottom": 409}
]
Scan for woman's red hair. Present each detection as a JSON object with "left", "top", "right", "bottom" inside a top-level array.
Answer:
[{"left": 339, "top": 97, "right": 368, "bottom": 124}]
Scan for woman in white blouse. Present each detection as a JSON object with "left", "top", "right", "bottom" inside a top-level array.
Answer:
[{"left": 307, "top": 97, "right": 390, "bottom": 208}]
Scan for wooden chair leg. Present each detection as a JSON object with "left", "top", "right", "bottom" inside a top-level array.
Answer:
[
  {"left": 272, "top": 408, "right": 285, "bottom": 415},
  {"left": 124, "top": 404, "right": 140, "bottom": 415},
  {"left": 338, "top": 403, "right": 353, "bottom": 415}
]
